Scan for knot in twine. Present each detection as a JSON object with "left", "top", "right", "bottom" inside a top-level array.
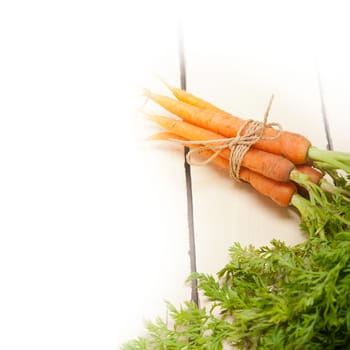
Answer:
[{"left": 172, "top": 95, "right": 282, "bottom": 181}]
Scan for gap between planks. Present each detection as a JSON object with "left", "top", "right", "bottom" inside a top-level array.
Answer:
[
  {"left": 315, "top": 60, "right": 334, "bottom": 150},
  {"left": 178, "top": 21, "right": 199, "bottom": 307}
]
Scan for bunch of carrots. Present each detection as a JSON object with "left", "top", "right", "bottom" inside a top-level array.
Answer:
[
  {"left": 144, "top": 83, "right": 350, "bottom": 221},
  {"left": 122, "top": 84, "right": 350, "bottom": 349}
]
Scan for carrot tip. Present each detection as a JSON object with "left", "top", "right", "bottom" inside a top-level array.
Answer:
[
  {"left": 145, "top": 113, "right": 157, "bottom": 121},
  {"left": 158, "top": 77, "right": 174, "bottom": 91},
  {"left": 146, "top": 114, "right": 168, "bottom": 126},
  {"left": 147, "top": 134, "right": 167, "bottom": 141},
  {"left": 147, "top": 135, "right": 160, "bottom": 141}
]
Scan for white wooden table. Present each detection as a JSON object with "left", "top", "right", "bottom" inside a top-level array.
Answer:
[
  {"left": 117, "top": 3, "right": 350, "bottom": 348},
  {"left": 1, "top": 2, "right": 349, "bottom": 350}
]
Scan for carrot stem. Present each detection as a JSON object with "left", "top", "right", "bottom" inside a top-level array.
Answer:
[
  {"left": 308, "top": 147, "right": 350, "bottom": 173},
  {"left": 290, "top": 194, "right": 327, "bottom": 239},
  {"left": 290, "top": 168, "right": 350, "bottom": 229},
  {"left": 319, "top": 179, "right": 350, "bottom": 202}
]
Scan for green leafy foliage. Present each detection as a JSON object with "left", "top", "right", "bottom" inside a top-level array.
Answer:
[{"left": 121, "top": 170, "right": 350, "bottom": 349}]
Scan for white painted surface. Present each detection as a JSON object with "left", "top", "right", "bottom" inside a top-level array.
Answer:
[
  {"left": 0, "top": 1, "right": 349, "bottom": 350},
  {"left": 0, "top": 2, "right": 189, "bottom": 350}
]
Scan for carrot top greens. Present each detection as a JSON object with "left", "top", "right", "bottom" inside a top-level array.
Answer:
[{"left": 122, "top": 168, "right": 350, "bottom": 349}]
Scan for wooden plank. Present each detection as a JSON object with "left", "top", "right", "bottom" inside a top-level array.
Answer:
[
  {"left": 181, "top": 4, "right": 327, "bottom": 277},
  {"left": 314, "top": 32, "right": 350, "bottom": 151}
]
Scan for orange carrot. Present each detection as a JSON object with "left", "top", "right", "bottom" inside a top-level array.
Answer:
[
  {"left": 150, "top": 131, "right": 296, "bottom": 207},
  {"left": 148, "top": 132, "right": 187, "bottom": 142},
  {"left": 144, "top": 89, "right": 311, "bottom": 164},
  {"left": 151, "top": 132, "right": 324, "bottom": 189},
  {"left": 148, "top": 114, "right": 295, "bottom": 182},
  {"left": 295, "top": 165, "right": 323, "bottom": 185},
  {"left": 149, "top": 132, "right": 230, "bottom": 170},
  {"left": 162, "top": 81, "right": 224, "bottom": 112},
  {"left": 240, "top": 168, "right": 297, "bottom": 207}
]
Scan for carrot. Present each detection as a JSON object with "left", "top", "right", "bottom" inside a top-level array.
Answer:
[
  {"left": 146, "top": 87, "right": 350, "bottom": 174},
  {"left": 295, "top": 165, "right": 323, "bottom": 185},
  {"left": 149, "top": 132, "right": 229, "bottom": 169},
  {"left": 164, "top": 85, "right": 324, "bottom": 174},
  {"left": 144, "top": 89, "right": 311, "bottom": 164},
  {"left": 151, "top": 132, "right": 324, "bottom": 181},
  {"left": 150, "top": 131, "right": 296, "bottom": 207},
  {"left": 148, "top": 132, "right": 187, "bottom": 142},
  {"left": 292, "top": 165, "right": 350, "bottom": 201},
  {"left": 162, "top": 81, "right": 224, "bottom": 112},
  {"left": 148, "top": 114, "right": 295, "bottom": 182},
  {"left": 151, "top": 131, "right": 326, "bottom": 188},
  {"left": 151, "top": 132, "right": 350, "bottom": 206},
  {"left": 240, "top": 168, "right": 297, "bottom": 207}
]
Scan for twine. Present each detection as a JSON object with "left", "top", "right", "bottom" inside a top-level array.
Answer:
[{"left": 171, "top": 95, "right": 282, "bottom": 181}]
